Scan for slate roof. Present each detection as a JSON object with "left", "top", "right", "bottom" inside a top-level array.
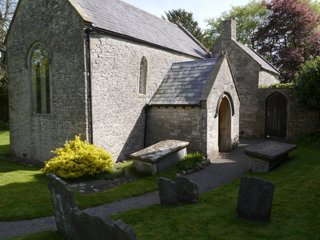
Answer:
[
  {"left": 69, "top": 0, "right": 207, "bottom": 58},
  {"left": 150, "top": 58, "right": 219, "bottom": 106},
  {"left": 234, "top": 40, "right": 279, "bottom": 74}
]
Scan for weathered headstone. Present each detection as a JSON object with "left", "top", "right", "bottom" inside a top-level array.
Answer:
[
  {"left": 176, "top": 176, "right": 199, "bottom": 204},
  {"left": 114, "top": 220, "right": 137, "bottom": 240},
  {"left": 158, "top": 177, "right": 179, "bottom": 205},
  {"left": 47, "top": 173, "right": 77, "bottom": 237},
  {"left": 237, "top": 176, "right": 275, "bottom": 222},
  {"left": 47, "top": 174, "right": 137, "bottom": 240},
  {"left": 158, "top": 176, "right": 199, "bottom": 205},
  {"left": 71, "top": 210, "right": 115, "bottom": 240}
]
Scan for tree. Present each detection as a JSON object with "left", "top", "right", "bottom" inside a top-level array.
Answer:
[
  {"left": 163, "top": 9, "right": 214, "bottom": 49},
  {"left": 206, "top": 0, "right": 268, "bottom": 48},
  {"left": 295, "top": 56, "right": 320, "bottom": 110},
  {"left": 0, "top": 0, "right": 17, "bottom": 123},
  {"left": 254, "top": 0, "right": 320, "bottom": 82}
]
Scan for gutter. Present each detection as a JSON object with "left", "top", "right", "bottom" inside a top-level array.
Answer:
[{"left": 85, "top": 27, "right": 93, "bottom": 144}]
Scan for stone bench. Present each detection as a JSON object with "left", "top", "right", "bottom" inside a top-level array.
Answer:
[
  {"left": 130, "top": 140, "right": 189, "bottom": 175},
  {"left": 244, "top": 141, "right": 297, "bottom": 173}
]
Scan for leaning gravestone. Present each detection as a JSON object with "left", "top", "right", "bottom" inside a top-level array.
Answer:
[
  {"left": 158, "top": 176, "right": 199, "bottom": 205},
  {"left": 47, "top": 173, "right": 78, "bottom": 237},
  {"left": 47, "top": 174, "right": 137, "bottom": 240},
  {"left": 237, "top": 176, "right": 275, "bottom": 222}
]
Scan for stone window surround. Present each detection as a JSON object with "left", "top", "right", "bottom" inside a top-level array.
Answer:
[{"left": 26, "top": 42, "right": 53, "bottom": 116}]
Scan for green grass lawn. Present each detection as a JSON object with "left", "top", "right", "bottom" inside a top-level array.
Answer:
[
  {"left": 10, "top": 143, "right": 320, "bottom": 240},
  {"left": 3, "top": 128, "right": 320, "bottom": 239},
  {"left": 0, "top": 130, "right": 10, "bottom": 159},
  {"left": 112, "top": 144, "right": 320, "bottom": 240},
  {"left": 0, "top": 130, "right": 176, "bottom": 221}
]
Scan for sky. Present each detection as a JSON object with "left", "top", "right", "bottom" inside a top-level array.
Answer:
[{"left": 123, "top": 0, "right": 251, "bottom": 29}]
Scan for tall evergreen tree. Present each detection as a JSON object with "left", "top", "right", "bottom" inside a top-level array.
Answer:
[{"left": 163, "top": 9, "right": 214, "bottom": 49}]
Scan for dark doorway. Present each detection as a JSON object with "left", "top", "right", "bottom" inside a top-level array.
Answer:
[
  {"left": 219, "top": 97, "right": 232, "bottom": 152},
  {"left": 265, "top": 92, "right": 287, "bottom": 138}
]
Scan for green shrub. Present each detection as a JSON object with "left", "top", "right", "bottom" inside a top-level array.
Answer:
[
  {"left": 295, "top": 56, "right": 320, "bottom": 109},
  {"left": 101, "top": 160, "right": 134, "bottom": 180},
  {"left": 259, "top": 82, "right": 295, "bottom": 89},
  {"left": 42, "top": 136, "right": 113, "bottom": 179},
  {"left": 176, "top": 152, "right": 205, "bottom": 171}
]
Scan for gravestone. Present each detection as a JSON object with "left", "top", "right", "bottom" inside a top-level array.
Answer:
[
  {"left": 47, "top": 173, "right": 77, "bottom": 237},
  {"left": 176, "top": 176, "right": 199, "bottom": 204},
  {"left": 71, "top": 209, "right": 115, "bottom": 240},
  {"left": 114, "top": 220, "right": 138, "bottom": 240},
  {"left": 237, "top": 176, "right": 275, "bottom": 222},
  {"left": 158, "top": 177, "right": 179, "bottom": 205},
  {"left": 47, "top": 174, "right": 137, "bottom": 240},
  {"left": 158, "top": 176, "right": 199, "bottom": 205}
]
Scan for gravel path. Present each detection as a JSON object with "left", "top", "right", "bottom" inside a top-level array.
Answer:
[{"left": 0, "top": 139, "right": 260, "bottom": 240}]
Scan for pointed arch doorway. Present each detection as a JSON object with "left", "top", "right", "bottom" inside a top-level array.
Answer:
[{"left": 218, "top": 94, "right": 233, "bottom": 152}]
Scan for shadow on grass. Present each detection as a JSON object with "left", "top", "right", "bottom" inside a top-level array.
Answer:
[{"left": 0, "top": 169, "right": 53, "bottom": 221}]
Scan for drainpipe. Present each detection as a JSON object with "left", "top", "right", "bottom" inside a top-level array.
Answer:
[
  {"left": 85, "top": 27, "right": 93, "bottom": 144},
  {"left": 143, "top": 104, "right": 150, "bottom": 147}
]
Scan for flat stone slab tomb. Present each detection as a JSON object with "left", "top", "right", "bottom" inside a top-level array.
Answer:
[
  {"left": 130, "top": 140, "right": 189, "bottom": 175},
  {"left": 244, "top": 141, "right": 297, "bottom": 173}
]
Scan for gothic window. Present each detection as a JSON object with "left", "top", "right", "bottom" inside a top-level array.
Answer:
[
  {"left": 139, "top": 57, "right": 147, "bottom": 94},
  {"left": 30, "top": 45, "right": 51, "bottom": 114}
]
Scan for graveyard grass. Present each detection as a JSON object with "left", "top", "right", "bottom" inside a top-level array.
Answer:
[
  {"left": 7, "top": 136, "right": 320, "bottom": 240},
  {"left": 0, "top": 129, "right": 176, "bottom": 221},
  {"left": 112, "top": 143, "right": 320, "bottom": 240}
]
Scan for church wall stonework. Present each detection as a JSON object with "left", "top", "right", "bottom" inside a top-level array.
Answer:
[
  {"left": 147, "top": 107, "right": 207, "bottom": 154},
  {"left": 212, "top": 20, "right": 280, "bottom": 138},
  {"left": 206, "top": 58, "right": 240, "bottom": 160},
  {"left": 90, "top": 34, "right": 196, "bottom": 161},
  {"left": 258, "top": 71, "right": 279, "bottom": 86},
  {"left": 147, "top": 59, "right": 240, "bottom": 160},
  {"left": 7, "top": 0, "right": 87, "bottom": 162}
]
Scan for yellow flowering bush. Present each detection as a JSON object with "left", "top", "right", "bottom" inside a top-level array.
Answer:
[{"left": 42, "top": 136, "right": 113, "bottom": 179}]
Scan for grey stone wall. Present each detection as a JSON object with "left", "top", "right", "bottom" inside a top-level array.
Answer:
[
  {"left": 213, "top": 21, "right": 280, "bottom": 138},
  {"left": 7, "top": 0, "right": 87, "bottom": 162},
  {"left": 147, "top": 107, "right": 207, "bottom": 154},
  {"left": 259, "top": 71, "right": 279, "bottom": 86},
  {"left": 90, "top": 34, "right": 195, "bottom": 161},
  {"left": 257, "top": 88, "right": 319, "bottom": 139},
  {"left": 216, "top": 40, "right": 260, "bottom": 138},
  {"left": 147, "top": 59, "right": 240, "bottom": 160}
]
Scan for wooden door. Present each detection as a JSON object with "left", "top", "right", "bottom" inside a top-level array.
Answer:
[{"left": 265, "top": 92, "right": 287, "bottom": 138}]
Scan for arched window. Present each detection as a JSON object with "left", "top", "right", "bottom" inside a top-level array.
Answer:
[
  {"left": 139, "top": 57, "right": 147, "bottom": 94},
  {"left": 30, "top": 45, "right": 51, "bottom": 114}
]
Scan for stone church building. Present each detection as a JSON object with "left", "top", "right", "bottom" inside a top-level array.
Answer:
[{"left": 6, "top": 0, "right": 283, "bottom": 162}]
